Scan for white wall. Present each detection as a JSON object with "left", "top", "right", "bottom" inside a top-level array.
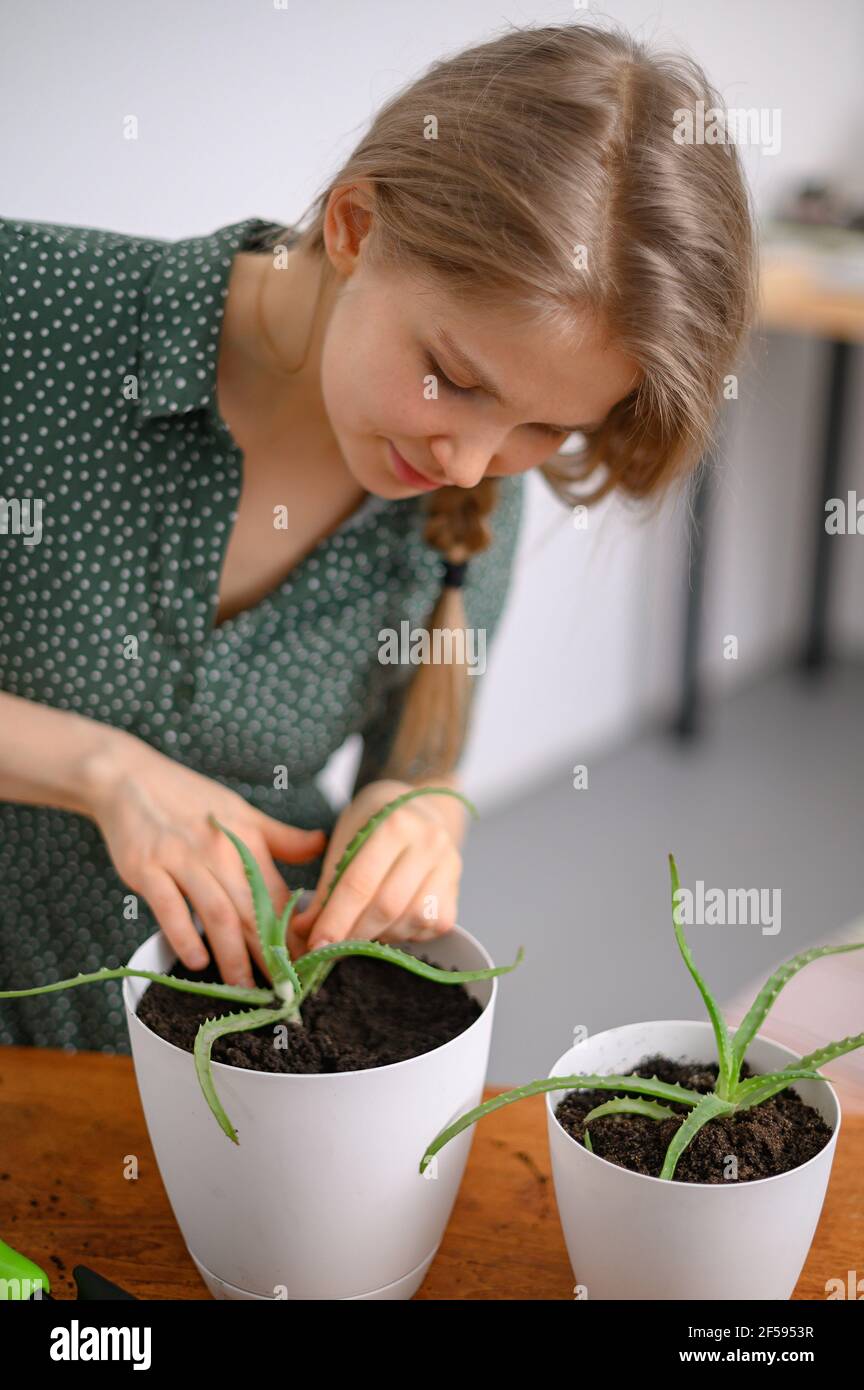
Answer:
[{"left": 3, "top": 0, "right": 862, "bottom": 810}]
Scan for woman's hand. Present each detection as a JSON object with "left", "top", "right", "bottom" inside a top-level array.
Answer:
[
  {"left": 84, "top": 731, "right": 326, "bottom": 988},
  {"left": 289, "top": 778, "right": 467, "bottom": 953}
]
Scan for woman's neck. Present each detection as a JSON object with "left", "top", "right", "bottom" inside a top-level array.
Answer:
[
  {"left": 218, "top": 247, "right": 332, "bottom": 434},
  {"left": 217, "top": 246, "right": 365, "bottom": 510}
]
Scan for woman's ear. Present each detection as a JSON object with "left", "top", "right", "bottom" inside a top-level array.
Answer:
[{"left": 322, "top": 181, "right": 376, "bottom": 272}]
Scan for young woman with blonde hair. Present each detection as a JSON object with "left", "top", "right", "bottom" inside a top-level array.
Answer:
[{"left": 0, "top": 22, "right": 756, "bottom": 1050}]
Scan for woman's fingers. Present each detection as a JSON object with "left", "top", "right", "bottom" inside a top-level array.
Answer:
[
  {"left": 174, "top": 863, "right": 255, "bottom": 988},
  {"left": 138, "top": 867, "right": 209, "bottom": 971},
  {"left": 304, "top": 832, "right": 392, "bottom": 950},
  {"left": 382, "top": 868, "right": 460, "bottom": 944},
  {"left": 305, "top": 833, "right": 452, "bottom": 950},
  {"left": 259, "top": 815, "right": 327, "bottom": 865},
  {"left": 331, "top": 847, "right": 419, "bottom": 944},
  {"left": 291, "top": 883, "right": 326, "bottom": 936}
]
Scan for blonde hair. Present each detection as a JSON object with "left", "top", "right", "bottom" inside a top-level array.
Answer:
[{"left": 273, "top": 21, "right": 759, "bottom": 781}]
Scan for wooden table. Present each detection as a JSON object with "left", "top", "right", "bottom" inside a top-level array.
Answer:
[{"left": 0, "top": 1047, "right": 860, "bottom": 1300}]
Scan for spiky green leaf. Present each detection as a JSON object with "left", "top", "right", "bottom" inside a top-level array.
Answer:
[
  {"left": 669, "top": 854, "right": 736, "bottom": 1098},
  {"left": 731, "top": 943, "right": 864, "bottom": 1073},
  {"left": 733, "top": 1068, "right": 826, "bottom": 1111},
  {"left": 794, "top": 1031, "right": 864, "bottom": 1073},
  {"left": 419, "top": 1071, "right": 704, "bottom": 1174},
  {"left": 659, "top": 1092, "right": 737, "bottom": 1180},
  {"left": 210, "top": 818, "right": 301, "bottom": 994},
  {"left": 193, "top": 1003, "right": 294, "bottom": 1143},
  {"left": 0, "top": 967, "right": 273, "bottom": 1006},
  {"left": 294, "top": 940, "right": 523, "bottom": 1010},
  {"left": 582, "top": 1097, "right": 679, "bottom": 1126}
]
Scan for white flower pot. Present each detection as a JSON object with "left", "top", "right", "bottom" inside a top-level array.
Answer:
[
  {"left": 122, "top": 925, "right": 497, "bottom": 1300},
  {"left": 546, "top": 1020, "right": 840, "bottom": 1300}
]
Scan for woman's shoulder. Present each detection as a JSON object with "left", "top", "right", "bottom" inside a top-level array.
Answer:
[
  {"left": 0, "top": 216, "right": 178, "bottom": 396},
  {"left": 0, "top": 214, "right": 174, "bottom": 295}
]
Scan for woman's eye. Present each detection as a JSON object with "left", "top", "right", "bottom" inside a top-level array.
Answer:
[
  {"left": 422, "top": 350, "right": 589, "bottom": 444},
  {"left": 423, "top": 352, "right": 475, "bottom": 396}
]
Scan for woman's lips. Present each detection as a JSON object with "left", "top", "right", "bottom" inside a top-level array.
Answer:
[{"left": 387, "top": 440, "right": 442, "bottom": 490}]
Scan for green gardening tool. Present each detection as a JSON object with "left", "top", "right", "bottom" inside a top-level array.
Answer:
[
  {"left": 0, "top": 1236, "right": 50, "bottom": 1298},
  {"left": 0, "top": 1234, "right": 135, "bottom": 1299}
]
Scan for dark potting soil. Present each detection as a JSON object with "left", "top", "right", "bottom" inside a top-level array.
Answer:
[
  {"left": 136, "top": 952, "right": 482, "bottom": 1073},
  {"left": 554, "top": 1054, "right": 833, "bottom": 1184}
]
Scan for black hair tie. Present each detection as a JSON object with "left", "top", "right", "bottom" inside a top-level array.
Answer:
[{"left": 442, "top": 559, "right": 468, "bottom": 589}]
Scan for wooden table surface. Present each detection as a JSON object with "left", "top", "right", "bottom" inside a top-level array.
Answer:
[
  {"left": 0, "top": 1047, "right": 860, "bottom": 1300},
  {"left": 760, "top": 253, "right": 864, "bottom": 343}
]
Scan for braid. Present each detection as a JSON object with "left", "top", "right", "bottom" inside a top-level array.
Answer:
[
  {"left": 381, "top": 479, "right": 501, "bottom": 781},
  {"left": 422, "top": 477, "right": 499, "bottom": 565}
]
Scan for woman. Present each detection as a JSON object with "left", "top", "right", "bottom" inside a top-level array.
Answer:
[{"left": 0, "top": 23, "right": 757, "bottom": 1051}]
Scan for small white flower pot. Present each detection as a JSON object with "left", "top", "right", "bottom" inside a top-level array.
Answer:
[
  {"left": 546, "top": 1020, "right": 840, "bottom": 1300},
  {"left": 122, "top": 925, "right": 498, "bottom": 1300}
]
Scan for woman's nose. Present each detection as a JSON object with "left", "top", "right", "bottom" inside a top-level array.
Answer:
[{"left": 430, "top": 438, "right": 497, "bottom": 490}]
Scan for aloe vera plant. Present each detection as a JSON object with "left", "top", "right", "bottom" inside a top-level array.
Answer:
[
  {"left": 0, "top": 786, "right": 523, "bottom": 1144},
  {"left": 420, "top": 853, "right": 864, "bottom": 1181}
]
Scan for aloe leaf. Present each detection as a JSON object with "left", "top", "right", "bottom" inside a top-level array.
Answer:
[
  {"left": 793, "top": 1030, "right": 864, "bottom": 1072},
  {"left": 277, "top": 892, "right": 303, "bottom": 945},
  {"left": 210, "top": 817, "right": 275, "bottom": 942},
  {"left": 294, "top": 941, "right": 524, "bottom": 1008},
  {"left": 582, "top": 1097, "right": 679, "bottom": 1126},
  {"left": 733, "top": 1068, "right": 826, "bottom": 1111},
  {"left": 210, "top": 817, "right": 301, "bottom": 998},
  {"left": 269, "top": 889, "right": 305, "bottom": 1005},
  {"left": 419, "top": 1072, "right": 704, "bottom": 1174},
  {"left": 194, "top": 1003, "right": 294, "bottom": 1144},
  {"left": 668, "top": 854, "right": 736, "bottom": 1098},
  {"left": 583, "top": 1129, "right": 594, "bottom": 1153},
  {"left": 736, "top": 1032, "right": 864, "bottom": 1112},
  {"left": 659, "top": 1091, "right": 737, "bottom": 1180},
  {"left": 731, "top": 943, "right": 864, "bottom": 1074},
  {"left": 0, "top": 967, "right": 274, "bottom": 1006},
  {"left": 735, "top": 1031, "right": 864, "bottom": 1110}
]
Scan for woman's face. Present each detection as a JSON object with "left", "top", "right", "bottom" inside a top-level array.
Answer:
[{"left": 319, "top": 254, "right": 642, "bottom": 499}]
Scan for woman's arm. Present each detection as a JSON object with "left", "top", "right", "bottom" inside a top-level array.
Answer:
[
  {"left": 0, "top": 690, "right": 326, "bottom": 985},
  {"left": 0, "top": 690, "right": 128, "bottom": 816}
]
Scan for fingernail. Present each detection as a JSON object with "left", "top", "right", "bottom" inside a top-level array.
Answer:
[{"left": 189, "top": 949, "right": 208, "bottom": 970}]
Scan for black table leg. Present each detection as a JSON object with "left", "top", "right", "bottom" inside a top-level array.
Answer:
[
  {"left": 801, "top": 338, "right": 854, "bottom": 673},
  {"left": 671, "top": 450, "right": 715, "bottom": 739}
]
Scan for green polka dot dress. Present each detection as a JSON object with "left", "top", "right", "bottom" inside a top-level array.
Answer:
[{"left": 0, "top": 214, "right": 524, "bottom": 1053}]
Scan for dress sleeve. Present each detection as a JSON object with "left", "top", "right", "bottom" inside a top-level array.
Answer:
[{"left": 352, "top": 472, "right": 525, "bottom": 794}]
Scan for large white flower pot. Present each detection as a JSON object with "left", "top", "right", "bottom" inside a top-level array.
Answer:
[
  {"left": 546, "top": 1020, "right": 840, "bottom": 1300},
  {"left": 122, "top": 925, "right": 497, "bottom": 1300}
]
